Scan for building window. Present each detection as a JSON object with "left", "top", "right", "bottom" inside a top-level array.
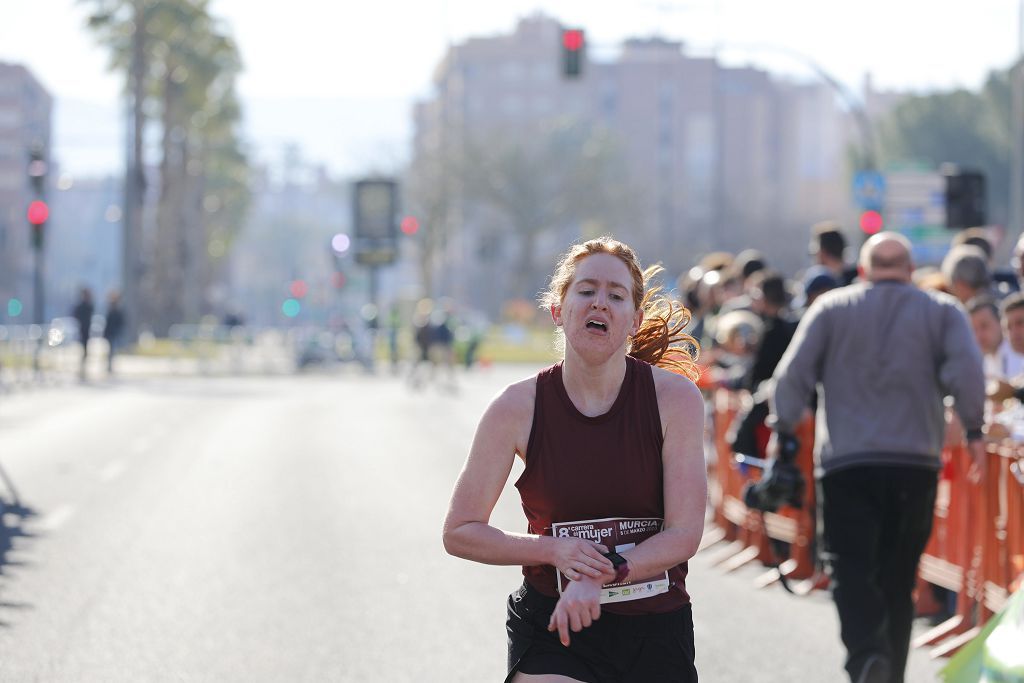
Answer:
[
  {"left": 502, "top": 95, "right": 524, "bottom": 116},
  {"left": 502, "top": 61, "right": 525, "bottom": 80},
  {"left": 0, "top": 106, "right": 21, "bottom": 128},
  {"left": 532, "top": 62, "right": 554, "bottom": 82},
  {"left": 0, "top": 169, "right": 22, "bottom": 190}
]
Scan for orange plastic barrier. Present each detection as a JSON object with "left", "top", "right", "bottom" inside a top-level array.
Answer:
[
  {"left": 913, "top": 441, "right": 1024, "bottom": 656},
  {"left": 703, "top": 387, "right": 1024, "bottom": 653},
  {"left": 703, "top": 388, "right": 817, "bottom": 583}
]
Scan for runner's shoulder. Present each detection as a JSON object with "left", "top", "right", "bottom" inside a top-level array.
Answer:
[
  {"left": 650, "top": 364, "right": 702, "bottom": 407},
  {"left": 485, "top": 375, "right": 537, "bottom": 425}
]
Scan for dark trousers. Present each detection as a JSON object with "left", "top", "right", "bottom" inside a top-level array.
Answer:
[{"left": 822, "top": 465, "right": 937, "bottom": 683}]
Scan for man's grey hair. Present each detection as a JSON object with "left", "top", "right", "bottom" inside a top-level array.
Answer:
[{"left": 941, "top": 245, "right": 991, "bottom": 291}]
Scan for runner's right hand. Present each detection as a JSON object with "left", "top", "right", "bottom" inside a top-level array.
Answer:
[{"left": 548, "top": 537, "right": 614, "bottom": 581}]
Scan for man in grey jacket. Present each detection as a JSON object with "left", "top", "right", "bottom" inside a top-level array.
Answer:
[{"left": 770, "top": 232, "right": 986, "bottom": 683}]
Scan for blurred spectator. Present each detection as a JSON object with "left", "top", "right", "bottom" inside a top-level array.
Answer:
[
  {"left": 809, "top": 220, "right": 857, "bottom": 286},
  {"left": 999, "top": 292, "right": 1024, "bottom": 382},
  {"left": 794, "top": 265, "right": 839, "bottom": 312},
  {"left": 688, "top": 253, "right": 738, "bottom": 351},
  {"left": 1010, "top": 232, "right": 1024, "bottom": 291},
  {"left": 967, "top": 298, "right": 1004, "bottom": 379},
  {"left": 728, "top": 271, "right": 798, "bottom": 458},
  {"left": 951, "top": 227, "right": 995, "bottom": 262},
  {"left": 913, "top": 266, "right": 951, "bottom": 294},
  {"left": 71, "top": 286, "right": 94, "bottom": 381},
  {"left": 732, "top": 249, "right": 767, "bottom": 285},
  {"left": 707, "top": 309, "right": 763, "bottom": 390},
  {"left": 942, "top": 244, "right": 993, "bottom": 304},
  {"left": 950, "top": 226, "right": 1018, "bottom": 296},
  {"left": 716, "top": 251, "right": 766, "bottom": 316},
  {"left": 102, "top": 290, "right": 125, "bottom": 375},
  {"left": 746, "top": 272, "right": 798, "bottom": 391}
]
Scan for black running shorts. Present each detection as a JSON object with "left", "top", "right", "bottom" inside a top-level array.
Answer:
[{"left": 504, "top": 581, "right": 698, "bottom": 683}]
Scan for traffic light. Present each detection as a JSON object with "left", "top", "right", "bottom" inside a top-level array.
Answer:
[
  {"left": 561, "top": 28, "right": 585, "bottom": 79},
  {"left": 27, "top": 145, "right": 48, "bottom": 251},
  {"left": 26, "top": 199, "right": 48, "bottom": 249},
  {"left": 944, "top": 170, "right": 986, "bottom": 229},
  {"left": 28, "top": 144, "right": 46, "bottom": 196},
  {"left": 859, "top": 209, "right": 883, "bottom": 236},
  {"left": 352, "top": 177, "right": 398, "bottom": 266},
  {"left": 400, "top": 215, "right": 419, "bottom": 235}
]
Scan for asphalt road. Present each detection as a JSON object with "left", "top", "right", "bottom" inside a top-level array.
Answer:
[{"left": 0, "top": 364, "right": 947, "bottom": 681}]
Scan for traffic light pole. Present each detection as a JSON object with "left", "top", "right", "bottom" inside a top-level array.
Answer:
[
  {"left": 27, "top": 144, "right": 48, "bottom": 374},
  {"left": 32, "top": 244, "right": 44, "bottom": 326}
]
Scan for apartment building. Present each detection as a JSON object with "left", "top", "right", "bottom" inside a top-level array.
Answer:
[
  {"left": 0, "top": 62, "right": 51, "bottom": 323},
  {"left": 412, "top": 15, "right": 856, "bottom": 314}
]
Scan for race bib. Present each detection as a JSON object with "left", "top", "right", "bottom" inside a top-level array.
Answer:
[{"left": 552, "top": 516, "right": 670, "bottom": 604}]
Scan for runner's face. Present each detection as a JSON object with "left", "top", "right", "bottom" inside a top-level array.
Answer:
[{"left": 551, "top": 253, "right": 642, "bottom": 359}]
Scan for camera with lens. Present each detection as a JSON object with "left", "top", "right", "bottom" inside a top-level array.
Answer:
[{"left": 742, "top": 432, "right": 805, "bottom": 512}]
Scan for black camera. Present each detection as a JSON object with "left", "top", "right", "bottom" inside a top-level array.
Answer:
[{"left": 742, "top": 433, "right": 805, "bottom": 512}]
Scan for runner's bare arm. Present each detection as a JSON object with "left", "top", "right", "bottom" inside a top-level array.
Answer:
[
  {"left": 611, "top": 369, "right": 708, "bottom": 579},
  {"left": 442, "top": 379, "right": 612, "bottom": 577}
]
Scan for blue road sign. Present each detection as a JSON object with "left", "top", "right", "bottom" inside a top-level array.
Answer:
[{"left": 853, "top": 170, "right": 886, "bottom": 210}]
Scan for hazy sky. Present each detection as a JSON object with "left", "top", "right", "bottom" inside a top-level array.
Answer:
[{"left": 1, "top": 0, "right": 1021, "bottom": 177}]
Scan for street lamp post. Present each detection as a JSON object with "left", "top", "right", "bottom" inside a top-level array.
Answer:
[{"left": 1010, "top": 0, "right": 1024, "bottom": 247}]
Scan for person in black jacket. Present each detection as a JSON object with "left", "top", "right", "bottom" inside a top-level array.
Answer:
[
  {"left": 102, "top": 290, "right": 125, "bottom": 374},
  {"left": 728, "top": 271, "right": 798, "bottom": 458},
  {"left": 71, "top": 287, "right": 94, "bottom": 380}
]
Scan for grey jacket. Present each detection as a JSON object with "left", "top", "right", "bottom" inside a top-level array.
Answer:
[{"left": 770, "top": 280, "right": 986, "bottom": 476}]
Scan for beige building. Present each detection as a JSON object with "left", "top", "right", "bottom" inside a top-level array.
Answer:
[
  {"left": 412, "top": 15, "right": 862, "bottom": 313},
  {"left": 0, "top": 62, "right": 51, "bottom": 323}
]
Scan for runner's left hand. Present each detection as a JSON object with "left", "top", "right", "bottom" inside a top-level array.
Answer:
[{"left": 548, "top": 575, "right": 603, "bottom": 647}]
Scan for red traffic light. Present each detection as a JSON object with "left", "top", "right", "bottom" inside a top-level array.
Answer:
[
  {"left": 562, "top": 29, "right": 584, "bottom": 51},
  {"left": 27, "top": 200, "right": 49, "bottom": 226},
  {"left": 400, "top": 216, "right": 420, "bottom": 235},
  {"left": 289, "top": 279, "right": 309, "bottom": 298},
  {"left": 859, "top": 210, "right": 883, "bottom": 235}
]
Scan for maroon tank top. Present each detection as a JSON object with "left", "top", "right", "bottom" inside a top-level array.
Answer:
[{"left": 515, "top": 355, "right": 691, "bottom": 614}]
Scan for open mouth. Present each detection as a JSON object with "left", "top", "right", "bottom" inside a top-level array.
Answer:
[{"left": 585, "top": 320, "right": 608, "bottom": 332}]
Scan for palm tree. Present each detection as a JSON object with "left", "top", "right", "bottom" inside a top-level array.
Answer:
[
  {"left": 81, "top": 0, "right": 160, "bottom": 341},
  {"left": 83, "top": 0, "right": 249, "bottom": 335}
]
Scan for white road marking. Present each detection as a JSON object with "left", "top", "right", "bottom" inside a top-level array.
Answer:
[
  {"left": 99, "top": 460, "right": 127, "bottom": 482},
  {"left": 38, "top": 504, "right": 75, "bottom": 532}
]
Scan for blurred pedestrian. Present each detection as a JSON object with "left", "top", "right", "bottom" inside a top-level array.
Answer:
[
  {"left": 770, "top": 232, "right": 986, "bottom": 683},
  {"left": 443, "top": 236, "right": 706, "bottom": 682},
  {"left": 102, "top": 290, "right": 125, "bottom": 375},
  {"left": 387, "top": 303, "right": 401, "bottom": 373},
  {"left": 71, "top": 286, "right": 94, "bottom": 381},
  {"left": 408, "top": 298, "right": 434, "bottom": 389},
  {"left": 429, "top": 308, "right": 456, "bottom": 390}
]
